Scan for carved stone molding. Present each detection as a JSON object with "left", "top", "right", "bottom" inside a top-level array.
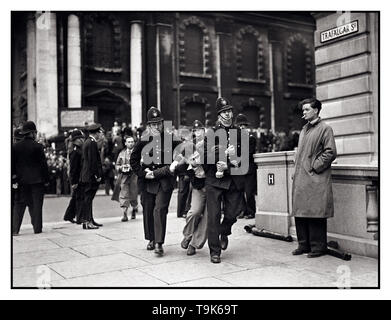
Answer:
[
  {"left": 236, "top": 25, "right": 265, "bottom": 82},
  {"left": 84, "top": 13, "right": 122, "bottom": 73},
  {"left": 178, "top": 16, "right": 211, "bottom": 78}
]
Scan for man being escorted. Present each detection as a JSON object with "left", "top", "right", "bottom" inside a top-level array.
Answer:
[
  {"left": 12, "top": 121, "right": 49, "bottom": 235},
  {"left": 292, "top": 98, "right": 337, "bottom": 258},
  {"left": 204, "top": 97, "right": 247, "bottom": 264},
  {"left": 130, "top": 107, "right": 181, "bottom": 256},
  {"left": 80, "top": 123, "right": 104, "bottom": 230}
]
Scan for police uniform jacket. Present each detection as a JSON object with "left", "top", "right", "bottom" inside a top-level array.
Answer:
[
  {"left": 130, "top": 132, "right": 181, "bottom": 194},
  {"left": 203, "top": 123, "right": 246, "bottom": 191}
]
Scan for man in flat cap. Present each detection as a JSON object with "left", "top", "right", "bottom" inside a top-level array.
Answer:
[
  {"left": 292, "top": 98, "right": 337, "bottom": 258},
  {"left": 204, "top": 97, "right": 247, "bottom": 263},
  {"left": 12, "top": 121, "right": 49, "bottom": 235},
  {"left": 130, "top": 107, "right": 182, "bottom": 256},
  {"left": 63, "top": 129, "right": 85, "bottom": 224},
  {"left": 80, "top": 123, "right": 103, "bottom": 229}
]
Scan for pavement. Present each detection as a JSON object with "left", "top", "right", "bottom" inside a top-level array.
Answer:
[{"left": 12, "top": 192, "right": 378, "bottom": 288}]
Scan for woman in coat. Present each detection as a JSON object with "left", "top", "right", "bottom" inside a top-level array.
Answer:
[{"left": 292, "top": 98, "right": 337, "bottom": 258}]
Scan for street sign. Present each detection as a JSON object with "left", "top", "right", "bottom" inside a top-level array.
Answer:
[{"left": 320, "top": 20, "right": 359, "bottom": 43}]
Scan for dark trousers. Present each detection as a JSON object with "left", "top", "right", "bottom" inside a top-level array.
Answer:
[
  {"left": 295, "top": 217, "right": 327, "bottom": 253},
  {"left": 206, "top": 182, "right": 243, "bottom": 257},
  {"left": 177, "top": 176, "right": 192, "bottom": 217},
  {"left": 141, "top": 188, "right": 173, "bottom": 244},
  {"left": 104, "top": 177, "right": 114, "bottom": 195},
  {"left": 81, "top": 182, "right": 99, "bottom": 222},
  {"left": 13, "top": 183, "right": 44, "bottom": 234},
  {"left": 241, "top": 173, "right": 256, "bottom": 216},
  {"left": 63, "top": 185, "right": 84, "bottom": 222}
]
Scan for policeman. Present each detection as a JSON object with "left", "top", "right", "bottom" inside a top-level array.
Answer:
[
  {"left": 204, "top": 97, "right": 247, "bottom": 263},
  {"left": 80, "top": 123, "right": 103, "bottom": 230},
  {"left": 130, "top": 107, "right": 181, "bottom": 256},
  {"left": 235, "top": 114, "right": 257, "bottom": 219},
  {"left": 63, "top": 129, "right": 85, "bottom": 224}
]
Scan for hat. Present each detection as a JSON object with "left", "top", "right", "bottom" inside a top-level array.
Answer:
[
  {"left": 192, "top": 120, "right": 205, "bottom": 130},
  {"left": 20, "top": 121, "right": 37, "bottom": 135},
  {"left": 235, "top": 113, "right": 250, "bottom": 126},
  {"left": 87, "top": 123, "right": 102, "bottom": 133},
  {"left": 71, "top": 129, "right": 84, "bottom": 141},
  {"left": 216, "top": 97, "right": 233, "bottom": 114},
  {"left": 13, "top": 127, "right": 24, "bottom": 140},
  {"left": 147, "top": 107, "right": 163, "bottom": 124}
]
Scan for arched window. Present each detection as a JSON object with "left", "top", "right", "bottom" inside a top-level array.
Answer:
[
  {"left": 290, "top": 41, "right": 307, "bottom": 84},
  {"left": 241, "top": 33, "right": 258, "bottom": 79},
  {"left": 286, "top": 34, "right": 313, "bottom": 86},
  {"left": 178, "top": 16, "right": 211, "bottom": 78},
  {"left": 236, "top": 25, "right": 265, "bottom": 82},
  {"left": 184, "top": 25, "right": 203, "bottom": 74},
  {"left": 92, "top": 19, "right": 114, "bottom": 69}
]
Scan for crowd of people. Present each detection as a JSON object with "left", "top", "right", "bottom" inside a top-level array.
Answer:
[{"left": 12, "top": 96, "right": 336, "bottom": 263}]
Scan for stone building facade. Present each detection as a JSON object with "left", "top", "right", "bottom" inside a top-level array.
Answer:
[{"left": 12, "top": 11, "right": 316, "bottom": 137}]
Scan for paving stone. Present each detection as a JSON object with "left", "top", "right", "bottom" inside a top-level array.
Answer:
[
  {"left": 13, "top": 238, "right": 60, "bottom": 254},
  {"left": 13, "top": 231, "right": 65, "bottom": 241},
  {"left": 51, "top": 269, "right": 168, "bottom": 287},
  {"left": 13, "top": 265, "right": 64, "bottom": 288},
  {"left": 351, "top": 272, "right": 379, "bottom": 288},
  {"left": 216, "top": 266, "right": 336, "bottom": 287},
  {"left": 48, "top": 253, "right": 150, "bottom": 278},
  {"left": 169, "top": 277, "right": 232, "bottom": 287},
  {"left": 13, "top": 247, "right": 86, "bottom": 268},
  {"left": 137, "top": 256, "right": 246, "bottom": 284},
  {"left": 49, "top": 234, "right": 111, "bottom": 247},
  {"left": 72, "top": 242, "right": 124, "bottom": 258}
]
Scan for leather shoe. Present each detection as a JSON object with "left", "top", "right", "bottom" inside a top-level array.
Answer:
[
  {"left": 64, "top": 218, "right": 76, "bottom": 224},
  {"left": 154, "top": 243, "right": 164, "bottom": 256},
  {"left": 121, "top": 214, "right": 128, "bottom": 222},
  {"left": 291, "top": 248, "right": 310, "bottom": 255},
  {"left": 83, "top": 222, "right": 99, "bottom": 230},
  {"left": 187, "top": 245, "right": 196, "bottom": 256},
  {"left": 307, "top": 251, "right": 326, "bottom": 258},
  {"left": 220, "top": 235, "right": 228, "bottom": 250},
  {"left": 131, "top": 208, "right": 137, "bottom": 219},
  {"left": 181, "top": 237, "right": 191, "bottom": 249},
  {"left": 92, "top": 220, "right": 103, "bottom": 227},
  {"left": 147, "top": 240, "right": 155, "bottom": 250},
  {"left": 237, "top": 211, "right": 245, "bottom": 219},
  {"left": 210, "top": 255, "right": 221, "bottom": 263}
]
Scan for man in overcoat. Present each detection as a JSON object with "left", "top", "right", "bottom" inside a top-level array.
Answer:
[
  {"left": 80, "top": 123, "right": 103, "bottom": 229},
  {"left": 130, "top": 107, "right": 181, "bottom": 256},
  {"left": 292, "top": 98, "right": 337, "bottom": 258},
  {"left": 63, "top": 129, "right": 85, "bottom": 224},
  {"left": 12, "top": 121, "right": 49, "bottom": 235}
]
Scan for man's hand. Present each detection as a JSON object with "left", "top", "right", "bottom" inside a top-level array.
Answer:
[
  {"left": 170, "top": 160, "right": 179, "bottom": 173},
  {"left": 96, "top": 177, "right": 102, "bottom": 183},
  {"left": 215, "top": 171, "right": 224, "bottom": 179},
  {"left": 230, "top": 160, "right": 239, "bottom": 167},
  {"left": 145, "top": 171, "right": 155, "bottom": 179},
  {"left": 12, "top": 182, "right": 18, "bottom": 189},
  {"left": 216, "top": 161, "right": 228, "bottom": 172},
  {"left": 71, "top": 184, "right": 78, "bottom": 190},
  {"left": 225, "top": 145, "right": 236, "bottom": 157}
]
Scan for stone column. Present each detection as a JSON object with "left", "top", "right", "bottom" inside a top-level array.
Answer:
[
  {"left": 313, "top": 12, "right": 379, "bottom": 165},
  {"left": 67, "top": 14, "right": 82, "bottom": 108},
  {"left": 130, "top": 21, "right": 143, "bottom": 127},
  {"left": 26, "top": 14, "right": 37, "bottom": 123},
  {"left": 35, "top": 12, "right": 58, "bottom": 137}
]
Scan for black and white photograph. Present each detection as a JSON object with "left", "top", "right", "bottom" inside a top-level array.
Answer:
[{"left": 6, "top": 1, "right": 385, "bottom": 301}]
